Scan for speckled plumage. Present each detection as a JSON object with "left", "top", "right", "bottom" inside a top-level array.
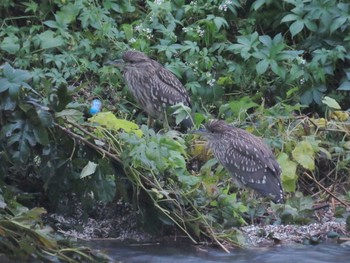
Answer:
[
  {"left": 117, "top": 50, "right": 191, "bottom": 127},
  {"left": 202, "top": 119, "right": 284, "bottom": 203}
]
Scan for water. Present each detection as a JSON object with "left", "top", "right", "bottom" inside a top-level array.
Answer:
[{"left": 88, "top": 240, "right": 350, "bottom": 263}]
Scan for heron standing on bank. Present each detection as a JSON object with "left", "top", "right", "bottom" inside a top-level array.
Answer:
[
  {"left": 197, "top": 119, "right": 284, "bottom": 203},
  {"left": 107, "top": 50, "right": 192, "bottom": 129}
]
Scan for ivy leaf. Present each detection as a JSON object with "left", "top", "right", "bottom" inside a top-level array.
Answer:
[{"left": 292, "top": 141, "right": 315, "bottom": 171}]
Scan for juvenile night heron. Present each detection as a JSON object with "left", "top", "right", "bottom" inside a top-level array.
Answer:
[
  {"left": 107, "top": 50, "right": 192, "bottom": 129},
  {"left": 198, "top": 119, "right": 284, "bottom": 203}
]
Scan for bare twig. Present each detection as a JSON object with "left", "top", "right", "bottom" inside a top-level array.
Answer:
[
  {"left": 303, "top": 172, "right": 349, "bottom": 208},
  {"left": 55, "top": 123, "right": 122, "bottom": 165}
]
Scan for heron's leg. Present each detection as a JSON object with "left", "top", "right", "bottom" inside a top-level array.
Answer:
[
  {"left": 147, "top": 116, "right": 154, "bottom": 127},
  {"left": 163, "top": 115, "right": 170, "bottom": 131},
  {"left": 162, "top": 107, "right": 170, "bottom": 131}
]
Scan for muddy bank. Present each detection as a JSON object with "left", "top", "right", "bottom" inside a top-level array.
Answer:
[{"left": 45, "top": 200, "right": 350, "bottom": 248}]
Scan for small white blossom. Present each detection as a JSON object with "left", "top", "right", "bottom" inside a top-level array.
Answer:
[
  {"left": 297, "top": 56, "right": 306, "bottom": 65},
  {"left": 129, "top": 38, "right": 136, "bottom": 43},
  {"left": 196, "top": 26, "right": 205, "bottom": 37},
  {"left": 300, "top": 78, "right": 305, "bottom": 84},
  {"left": 219, "top": 0, "right": 232, "bottom": 12},
  {"left": 154, "top": 0, "right": 164, "bottom": 5},
  {"left": 182, "top": 27, "right": 189, "bottom": 33},
  {"left": 207, "top": 78, "right": 216, "bottom": 87},
  {"left": 135, "top": 25, "right": 143, "bottom": 32}
]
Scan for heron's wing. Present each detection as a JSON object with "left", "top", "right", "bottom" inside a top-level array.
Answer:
[
  {"left": 213, "top": 132, "right": 283, "bottom": 202},
  {"left": 151, "top": 61, "right": 191, "bottom": 106}
]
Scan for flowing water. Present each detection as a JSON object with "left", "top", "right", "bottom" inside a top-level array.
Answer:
[{"left": 88, "top": 240, "right": 350, "bottom": 263}]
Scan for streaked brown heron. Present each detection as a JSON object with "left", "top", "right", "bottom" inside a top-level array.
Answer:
[
  {"left": 197, "top": 119, "right": 284, "bottom": 203},
  {"left": 107, "top": 50, "right": 192, "bottom": 129}
]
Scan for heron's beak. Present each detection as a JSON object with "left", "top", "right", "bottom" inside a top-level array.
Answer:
[{"left": 104, "top": 59, "right": 124, "bottom": 68}]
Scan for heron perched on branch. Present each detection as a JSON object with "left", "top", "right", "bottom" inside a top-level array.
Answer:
[
  {"left": 107, "top": 50, "right": 193, "bottom": 129},
  {"left": 197, "top": 119, "right": 284, "bottom": 203}
]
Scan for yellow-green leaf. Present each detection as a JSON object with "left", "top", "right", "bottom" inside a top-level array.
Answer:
[
  {"left": 277, "top": 152, "right": 298, "bottom": 192},
  {"left": 89, "top": 112, "right": 143, "bottom": 137},
  {"left": 292, "top": 140, "right": 315, "bottom": 171},
  {"left": 322, "top": 96, "right": 341, "bottom": 110}
]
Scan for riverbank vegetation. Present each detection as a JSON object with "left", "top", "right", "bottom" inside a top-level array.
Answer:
[{"left": 1, "top": 0, "right": 350, "bottom": 261}]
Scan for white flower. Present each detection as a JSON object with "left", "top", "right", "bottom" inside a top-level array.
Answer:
[
  {"left": 154, "top": 0, "right": 164, "bottom": 5},
  {"left": 207, "top": 78, "right": 216, "bottom": 87},
  {"left": 196, "top": 26, "right": 205, "bottom": 36},
  {"left": 135, "top": 25, "right": 143, "bottom": 32},
  {"left": 219, "top": 0, "right": 232, "bottom": 12}
]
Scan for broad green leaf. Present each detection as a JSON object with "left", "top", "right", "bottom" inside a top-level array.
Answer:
[
  {"left": 55, "top": 109, "right": 84, "bottom": 122},
  {"left": 322, "top": 96, "right": 341, "bottom": 110},
  {"left": 330, "top": 16, "right": 347, "bottom": 33},
  {"left": 171, "top": 103, "right": 192, "bottom": 125},
  {"left": 256, "top": 59, "right": 269, "bottom": 75},
  {"left": 121, "top": 24, "right": 134, "bottom": 40},
  {"left": 94, "top": 174, "right": 116, "bottom": 203},
  {"left": 177, "top": 174, "right": 201, "bottom": 186},
  {"left": 251, "top": 0, "right": 268, "bottom": 11},
  {"left": 290, "top": 20, "right": 304, "bottom": 37},
  {"left": 43, "top": 20, "right": 59, "bottom": 29},
  {"left": 337, "top": 81, "right": 350, "bottom": 91},
  {"left": 281, "top": 14, "right": 299, "bottom": 23},
  {"left": 80, "top": 161, "right": 98, "bottom": 179},
  {"left": 3, "top": 63, "right": 32, "bottom": 83},
  {"left": 0, "top": 36, "right": 20, "bottom": 54},
  {"left": 0, "top": 78, "right": 11, "bottom": 93},
  {"left": 56, "top": 4, "right": 79, "bottom": 25},
  {"left": 259, "top": 35, "right": 272, "bottom": 47},
  {"left": 213, "top": 16, "right": 228, "bottom": 30},
  {"left": 37, "top": 109, "right": 53, "bottom": 127},
  {"left": 304, "top": 20, "right": 317, "bottom": 31},
  {"left": 270, "top": 60, "right": 285, "bottom": 78},
  {"left": 277, "top": 152, "right": 298, "bottom": 192},
  {"left": 38, "top": 30, "right": 64, "bottom": 49},
  {"left": 33, "top": 125, "right": 49, "bottom": 146},
  {"left": 292, "top": 141, "right": 315, "bottom": 171}
]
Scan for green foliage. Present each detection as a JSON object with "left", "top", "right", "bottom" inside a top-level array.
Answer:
[
  {"left": 0, "top": 64, "right": 53, "bottom": 165},
  {"left": 0, "top": 63, "right": 116, "bottom": 214},
  {"left": 103, "top": 125, "right": 248, "bottom": 245},
  {"left": 1, "top": 0, "right": 350, "bottom": 255},
  {"left": 0, "top": 188, "right": 109, "bottom": 262}
]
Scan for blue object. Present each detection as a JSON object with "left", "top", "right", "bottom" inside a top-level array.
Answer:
[{"left": 89, "top": 99, "right": 102, "bottom": 115}]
